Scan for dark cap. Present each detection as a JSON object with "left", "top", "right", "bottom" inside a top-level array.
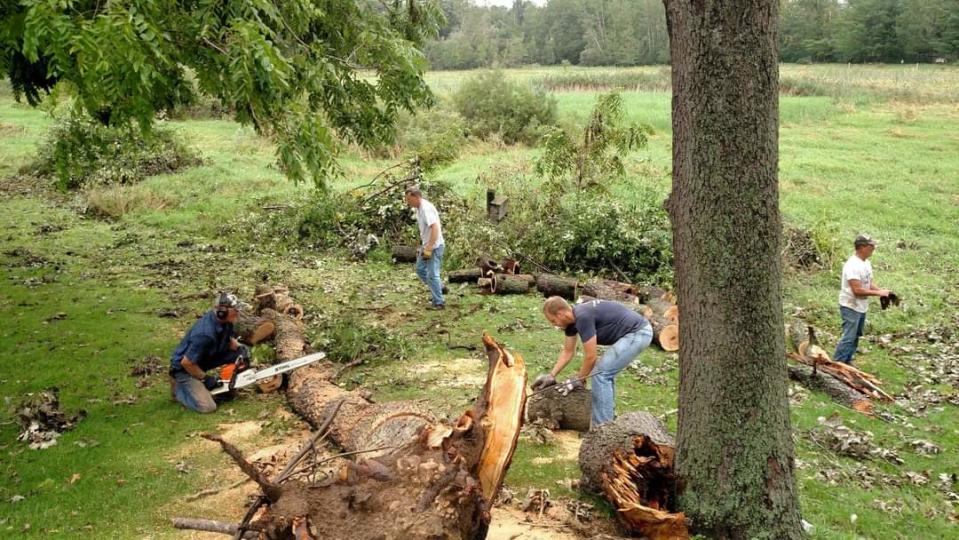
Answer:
[
  {"left": 215, "top": 292, "right": 240, "bottom": 309},
  {"left": 854, "top": 234, "right": 877, "bottom": 247}
]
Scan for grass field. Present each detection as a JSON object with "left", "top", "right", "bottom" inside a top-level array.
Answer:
[{"left": 1, "top": 64, "right": 958, "bottom": 539}]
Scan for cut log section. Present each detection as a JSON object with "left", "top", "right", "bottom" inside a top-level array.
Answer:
[
  {"left": 391, "top": 245, "right": 418, "bottom": 263},
  {"left": 500, "top": 259, "right": 520, "bottom": 275},
  {"left": 526, "top": 386, "right": 591, "bottom": 432},
  {"left": 578, "top": 412, "right": 689, "bottom": 540},
  {"left": 449, "top": 268, "right": 483, "bottom": 283},
  {"left": 534, "top": 274, "right": 578, "bottom": 301},
  {"left": 647, "top": 297, "right": 679, "bottom": 324},
  {"left": 648, "top": 314, "right": 679, "bottom": 352},
  {"left": 635, "top": 285, "right": 669, "bottom": 304},
  {"left": 248, "top": 333, "right": 528, "bottom": 540},
  {"left": 580, "top": 279, "right": 640, "bottom": 304},
  {"left": 479, "top": 274, "right": 530, "bottom": 295},
  {"left": 476, "top": 255, "right": 502, "bottom": 277},
  {"left": 234, "top": 311, "right": 276, "bottom": 345}
]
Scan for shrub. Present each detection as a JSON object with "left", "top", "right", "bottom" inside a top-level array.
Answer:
[
  {"left": 452, "top": 71, "right": 557, "bottom": 145},
  {"left": 379, "top": 104, "right": 467, "bottom": 172},
  {"left": 443, "top": 168, "right": 673, "bottom": 285},
  {"left": 29, "top": 113, "right": 199, "bottom": 190}
]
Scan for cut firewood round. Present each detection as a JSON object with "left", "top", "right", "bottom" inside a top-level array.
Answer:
[
  {"left": 491, "top": 274, "right": 531, "bottom": 294},
  {"left": 235, "top": 311, "right": 275, "bottom": 345},
  {"left": 648, "top": 315, "right": 679, "bottom": 352}
]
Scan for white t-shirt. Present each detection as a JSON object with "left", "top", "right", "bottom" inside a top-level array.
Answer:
[
  {"left": 838, "top": 254, "right": 873, "bottom": 313},
  {"left": 416, "top": 199, "right": 444, "bottom": 248}
]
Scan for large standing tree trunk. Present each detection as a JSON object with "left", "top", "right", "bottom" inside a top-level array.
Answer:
[{"left": 663, "top": 2, "right": 804, "bottom": 538}]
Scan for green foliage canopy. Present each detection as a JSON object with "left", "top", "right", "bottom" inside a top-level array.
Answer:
[{"left": 0, "top": 0, "right": 444, "bottom": 187}]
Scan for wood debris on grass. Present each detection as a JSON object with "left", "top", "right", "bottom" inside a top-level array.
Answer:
[{"left": 15, "top": 388, "right": 86, "bottom": 450}]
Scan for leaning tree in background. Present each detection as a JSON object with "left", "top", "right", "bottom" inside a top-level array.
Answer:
[
  {"left": 0, "top": 0, "right": 443, "bottom": 187},
  {"left": 663, "top": 1, "right": 805, "bottom": 538}
]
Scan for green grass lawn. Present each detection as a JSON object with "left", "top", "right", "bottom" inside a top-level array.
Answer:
[{"left": 1, "top": 65, "right": 958, "bottom": 539}]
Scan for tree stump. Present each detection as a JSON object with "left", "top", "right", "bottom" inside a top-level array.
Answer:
[
  {"left": 525, "top": 386, "right": 591, "bottom": 432},
  {"left": 579, "top": 412, "right": 688, "bottom": 540},
  {"left": 392, "top": 245, "right": 418, "bottom": 263}
]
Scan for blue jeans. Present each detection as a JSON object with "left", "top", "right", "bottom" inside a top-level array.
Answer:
[
  {"left": 172, "top": 370, "right": 217, "bottom": 413},
  {"left": 415, "top": 244, "right": 445, "bottom": 306},
  {"left": 834, "top": 306, "right": 866, "bottom": 364},
  {"left": 590, "top": 325, "right": 654, "bottom": 427}
]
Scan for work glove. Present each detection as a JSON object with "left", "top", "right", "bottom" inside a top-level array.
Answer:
[
  {"left": 422, "top": 246, "right": 433, "bottom": 260},
  {"left": 880, "top": 292, "right": 900, "bottom": 311},
  {"left": 531, "top": 373, "right": 556, "bottom": 391},
  {"left": 202, "top": 375, "right": 220, "bottom": 391},
  {"left": 558, "top": 377, "right": 585, "bottom": 396}
]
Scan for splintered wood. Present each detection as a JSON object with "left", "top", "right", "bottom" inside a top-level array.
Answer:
[
  {"left": 177, "top": 333, "right": 527, "bottom": 540},
  {"left": 786, "top": 322, "right": 892, "bottom": 412},
  {"left": 579, "top": 412, "right": 689, "bottom": 540}
]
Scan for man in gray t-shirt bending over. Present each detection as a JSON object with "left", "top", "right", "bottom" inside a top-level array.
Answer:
[{"left": 532, "top": 296, "right": 653, "bottom": 427}]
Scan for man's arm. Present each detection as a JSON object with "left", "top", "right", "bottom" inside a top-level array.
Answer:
[
  {"left": 550, "top": 335, "right": 578, "bottom": 377},
  {"left": 425, "top": 223, "right": 440, "bottom": 249},
  {"left": 578, "top": 337, "right": 599, "bottom": 380},
  {"left": 848, "top": 279, "right": 889, "bottom": 298},
  {"left": 179, "top": 356, "right": 207, "bottom": 380}
]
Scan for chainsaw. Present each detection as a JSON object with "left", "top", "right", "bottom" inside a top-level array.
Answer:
[{"left": 209, "top": 351, "right": 326, "bottom": 396}]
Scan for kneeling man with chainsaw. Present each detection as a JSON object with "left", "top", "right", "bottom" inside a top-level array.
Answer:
[
  {"left": 169, "top": 293, "right": 250, "bottom": 413},
  {"left": 533, "top": 297, "right": 653, "bottom": 428}
]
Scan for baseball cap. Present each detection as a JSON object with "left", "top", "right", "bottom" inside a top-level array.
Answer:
[
  {"left": 216, "top": 292, "right": 240, "bottom": 309},
  {"left": 854, "top": 234, "right": 877, "bottom": 247}
]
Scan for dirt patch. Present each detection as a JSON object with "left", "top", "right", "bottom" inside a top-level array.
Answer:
[
  {"left": 531, "top": 430, "right": 583, "bottom": 466},
  {"left": 408, "top": 356, "right": 487, "bottom": 388},
  {"left": 488, "top": 506, "right": 583, "bottom": 539}
]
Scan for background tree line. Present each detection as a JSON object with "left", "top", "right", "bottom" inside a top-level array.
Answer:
[{"left": 427, "top": 0, "right": 959, "bottom": 69}]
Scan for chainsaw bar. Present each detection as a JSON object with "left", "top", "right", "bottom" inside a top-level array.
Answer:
[{"left": 210, "top": 352, "right": 326, "bottom": 395}]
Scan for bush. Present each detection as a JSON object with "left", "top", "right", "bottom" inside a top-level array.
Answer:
[
  {"left": 452, "top": 71, "right": 557, "bottom": 145},
  {"left": 378, "top": 104, "right": 467, "bottom": 172},
  {"left": 443, "top": 168, "right": 673, "bottom": 284},
  {"left": 29, "top": 113, "right": 199, "bottom": 190}
]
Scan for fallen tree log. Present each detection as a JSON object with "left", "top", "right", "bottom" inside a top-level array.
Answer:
[
  {"left": 501, "top": 259, "right": 520, "bottom": 274},
  {"left": 525, "top": 386, "right": 591, "bottom": 432},
  {"left": 489, "top": 274, "right": 531, "bottom": 294},
  {"left": 579, "top": 412, "right": 689, "bottom": 540},
  {"left": 257, "top": 333, "right": 528, "bottom": 539},
  {"left": 580, "top": 280, "right": 640, "bottom": 304},
  {"left": 234, "top": 311, "right": 275, "bottom": 345},
  {"left": 635, "top": 285, "right": 669, "bottom": 304},
  {"left": 786, "top": 322, "right": 893, "bottom": 402},
  {"left": 534, "top": 274, "right": 577, "bottom": 300},
  {"left": 648, "top": 314, "right": 679, "bottom": 352},
  {"left": 787, "top": 363, "right": 873, "bottom": 414},
  {"left": 391, "top": 245, "right": 418, "bottom": 263},
  {"left": 449, "top": 268, "right": 483, "bottom": 283},
  {"left": 171, "top": 517, "right": 261, "bottom": 538}
]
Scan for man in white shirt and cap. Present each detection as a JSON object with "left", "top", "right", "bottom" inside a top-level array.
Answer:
[
  {"left": 405, "top": 186, "right": 446, "bottom": 309},
  {"left": 835, "top": 234, "right": 890, "bottom": 364}
]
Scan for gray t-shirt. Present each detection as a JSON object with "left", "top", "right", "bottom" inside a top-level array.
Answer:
[{"left": 564, "top": 299, "right": 649, "bottom": 345}]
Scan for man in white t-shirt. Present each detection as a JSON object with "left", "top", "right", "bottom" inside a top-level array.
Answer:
[
  {"left": 404, "top": 186, "right": 446, "bottom": 309},
  {"left": 835, "top": 234, "right": 890, "bottom": 364}
]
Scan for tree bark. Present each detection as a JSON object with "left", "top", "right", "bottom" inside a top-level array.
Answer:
[
  {"left": 525, "top": 386, "right": 591, "bottom": 432},
  {"left": 212, "top": 334, "right": 528, "bottom": 540},
  {"left": 234, "top": 311, "right": 276, "bottom": 345},
  {"left": 664, "top": 1, "right": 804, "bottom": 538},
  {"left": 580, "top": 280, "right": 640, "bottom": 304},
  {"left": 534, "top": 274, "right": 578, "bottom": 300},
  {"left": 648, "top": 314, "right": 680, "bottom": 352},
  {"left": 391, "top": 245, "right": 418, "bottom": 263},
  {"left": 449, "top": 268, "right": 483, "bottom": 283},
  {"left": 578, "top": 412, "right": 689, "bottom": 540}
]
